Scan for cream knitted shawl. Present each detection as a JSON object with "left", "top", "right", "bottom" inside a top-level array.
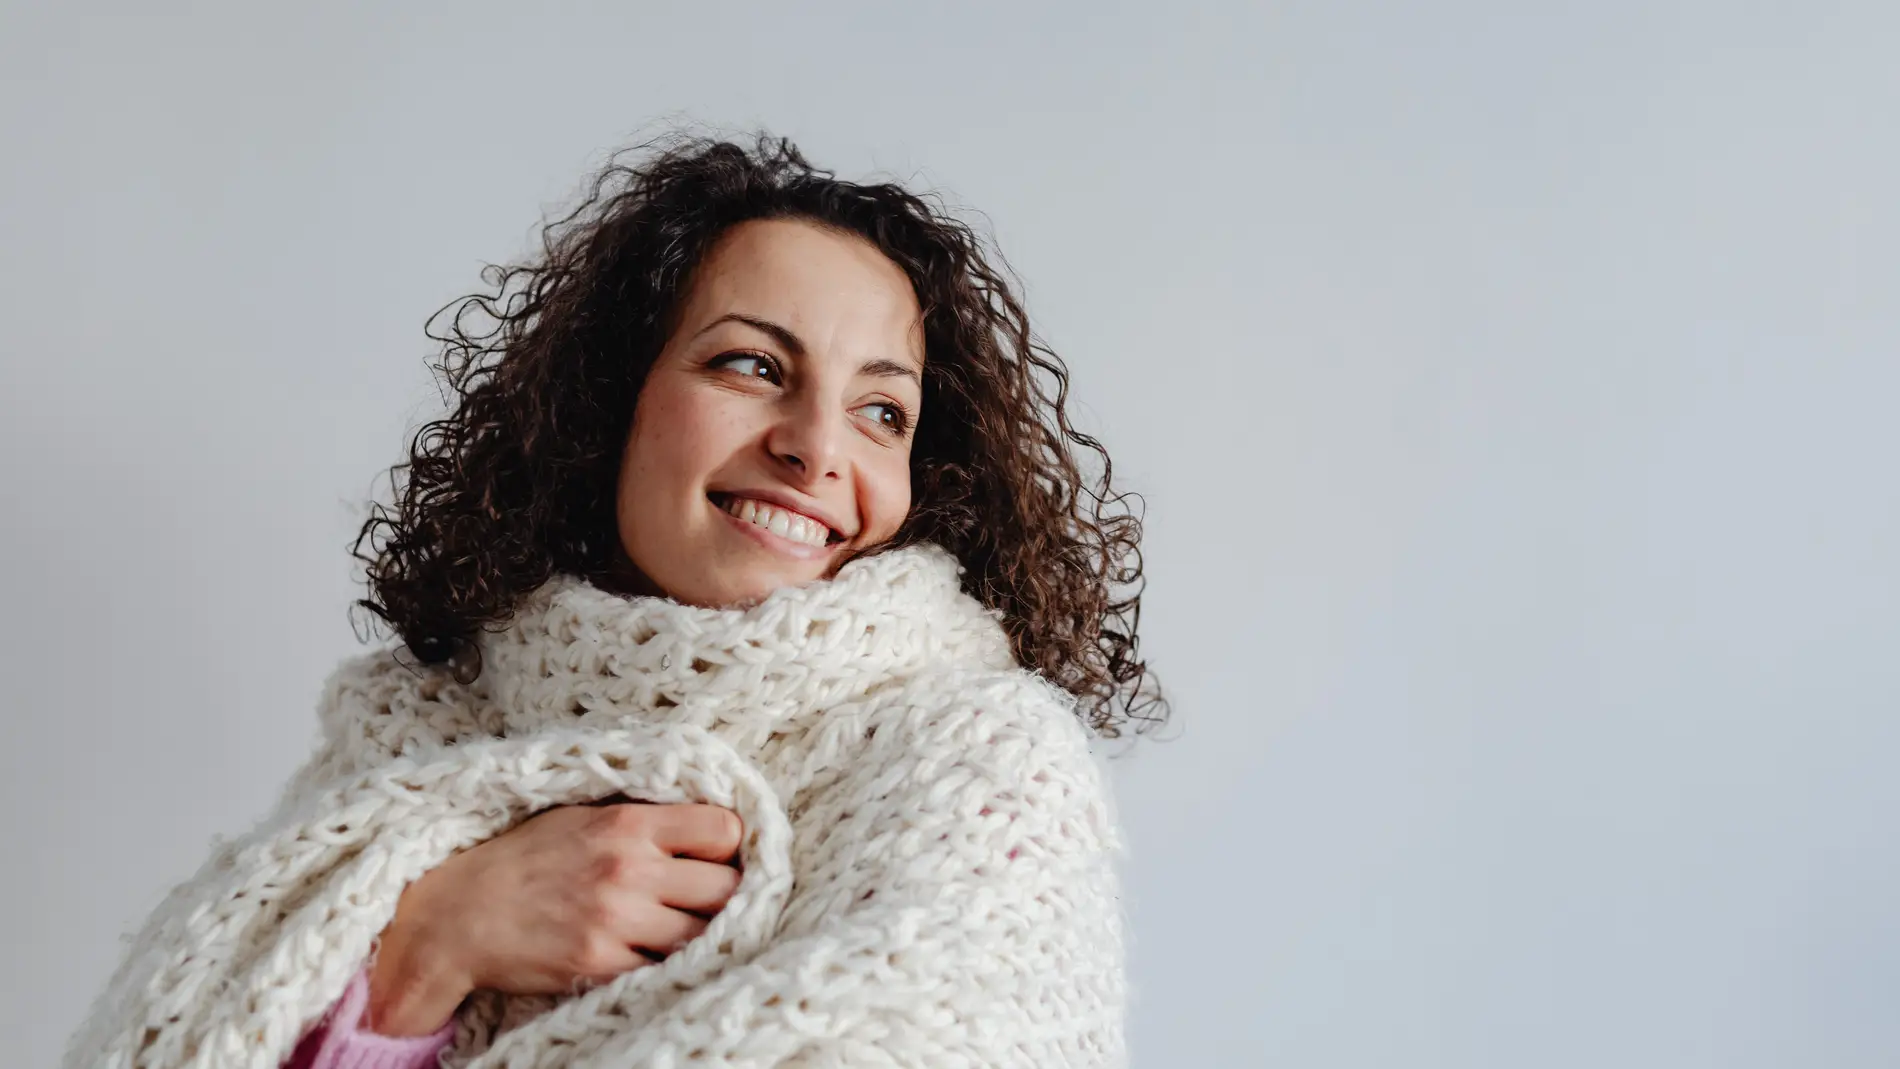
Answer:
[{"left": 66, "top": 543, "right": 1127, "bottom": 1069}]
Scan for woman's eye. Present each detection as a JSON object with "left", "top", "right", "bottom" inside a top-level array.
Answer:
[
  {"left": 859, "top": 402, "right": 910, "bottom": 435},
  {"left": 714, "top": 352, "right": 780, "bottom": 383}
]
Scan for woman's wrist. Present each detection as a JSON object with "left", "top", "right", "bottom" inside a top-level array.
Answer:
[{"left": 366, "top": 882, "right": 472, "bottom": 1037}]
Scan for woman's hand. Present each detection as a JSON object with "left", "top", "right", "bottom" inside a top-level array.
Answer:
[{"left": 364, "top": 802, "right": 744, "bottom": 1036}]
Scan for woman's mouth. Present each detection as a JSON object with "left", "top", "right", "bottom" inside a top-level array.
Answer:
[{"left": 710, "top": 493, "right": 841, "bottom": 549}]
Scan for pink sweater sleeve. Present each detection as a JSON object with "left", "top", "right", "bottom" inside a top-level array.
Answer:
[{"left": 283, "top": 966, "right": 455, "bottom": 1069}]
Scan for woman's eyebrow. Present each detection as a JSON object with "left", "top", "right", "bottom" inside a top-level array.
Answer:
[
  {"left": 857, "top": 357, "right": 921, "bottom": 386},
  {"left": 700, "top": 312, "right": 806, "bottom": 357},
  {"left": 698, "top": 313, "right": 920, "bottom": 385}
]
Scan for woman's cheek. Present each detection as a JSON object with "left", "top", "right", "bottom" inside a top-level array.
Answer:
[
  {"left": 636, "top": 384, "right": 733, "bottom": 492},
  {"left": 863, "top": 460, "right": 913, "bottom": 543}
]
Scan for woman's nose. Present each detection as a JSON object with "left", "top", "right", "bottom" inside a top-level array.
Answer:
[{"left": 766, "top": 402, "right": 844, "bottom": 483}]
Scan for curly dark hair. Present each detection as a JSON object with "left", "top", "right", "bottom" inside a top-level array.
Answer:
[{"left": 352, "top": 130, "right": 1165, "bottom": 736}]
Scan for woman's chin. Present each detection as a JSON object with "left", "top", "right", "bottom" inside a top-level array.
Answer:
[{"left": 686, "top": 559, "right": 834, "bottom": 609}]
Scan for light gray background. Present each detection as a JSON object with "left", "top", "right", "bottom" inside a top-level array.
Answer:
[{"left": 3, "top": 3, "right": 1895, "bottom": 1066}]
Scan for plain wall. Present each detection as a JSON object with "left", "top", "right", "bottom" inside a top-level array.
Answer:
[{"left": 3, "top": 2, "right": 1896, "bottom": 1066}]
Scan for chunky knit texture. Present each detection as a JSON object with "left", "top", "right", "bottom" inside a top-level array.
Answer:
[{"left": 68, "top": 543, "right": 1128, "bottom": 1068}]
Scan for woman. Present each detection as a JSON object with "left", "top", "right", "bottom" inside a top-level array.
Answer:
[{"left": 67, "top": 132, "right": 1164, "bottom": 1069}]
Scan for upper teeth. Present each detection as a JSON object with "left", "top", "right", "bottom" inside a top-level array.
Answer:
[{"left": 722, "top": 496, "right": 832, "bottom": 547}]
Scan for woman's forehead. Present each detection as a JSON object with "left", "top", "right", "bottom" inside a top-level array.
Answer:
[{"left": 681, "top": 220, "right": 924, "bottom": 358}]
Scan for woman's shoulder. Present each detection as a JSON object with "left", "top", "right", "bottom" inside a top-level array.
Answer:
[
  {"left": 863, "top": 662, "right": 1101, "bottom": 769},
  {"left": 313, "top": 645, "right": 500, "bottom": 759},
  {"left": 828, "top": 663, "right": 1120, "bottom": 850},
  {"left": 315, "top": 646, "right": 413, "bottom": 727}
]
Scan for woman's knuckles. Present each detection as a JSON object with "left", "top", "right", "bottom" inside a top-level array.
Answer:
[
  {"left": 584, "top": 811, "right": 685, "bottom": 880},
  {"left": 592, "top": 802, "right": 655, "bottom": 838},
  {"left": 587, "top": 847, "right": 645, "bottom": 887},
  {"left": 571, "top": 892, "right": 624, "bottom": 932}
]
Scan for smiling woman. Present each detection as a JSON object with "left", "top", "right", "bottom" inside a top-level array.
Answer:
[
  {"left": 64, "top": 131, "right": 1165, "bottom": 1069},
  {"left": 612, "top": 219, "right": 925, "bottom": 606},
  {"left": 345, "top": 136, "right": 1160, "bottom": 734}
]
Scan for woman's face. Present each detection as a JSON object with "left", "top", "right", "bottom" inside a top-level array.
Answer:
[{"left": 614, "top": 218, "right": 926, "bottom": 607}]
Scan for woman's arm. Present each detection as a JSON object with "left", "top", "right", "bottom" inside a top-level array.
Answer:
[
  {"left": 282, "top": 967, "right": 455, "bottom": 1069},
  {"left": 365, "top": 800, "right": 746, "bottom": 1034},
  {"left": 278, "top": 795, "right": 746, "bottom": 1067},
  {"left": 518, "top": 675, "right": 1128, "bottom": 1068},
  {"left": 64, "top": 718, "right": 775, "bottom": 1069}
]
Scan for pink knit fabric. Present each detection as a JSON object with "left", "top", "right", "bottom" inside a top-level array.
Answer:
[{"left": 283, "top": 966, "right": 454, "bottom": 1069}]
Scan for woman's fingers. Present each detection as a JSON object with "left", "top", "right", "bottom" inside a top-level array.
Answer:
[
  {"left": 571, "top": 936, "right": 653, "bottom": 988},
  {"left": 653, "top": 856, "right": 743, "bottom": 914},
  {"left": 389, "top": 801, "right": 748, "bottom": 999},
  {"left": 613, "top": 898, "right": 709, "bottom": 956},
  {"left": 648, "top": 803, "right": 745, "bottom": 862}
]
